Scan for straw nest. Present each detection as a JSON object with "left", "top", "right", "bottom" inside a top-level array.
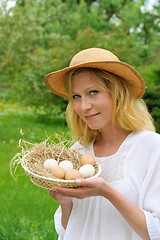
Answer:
[{"left": 10, "top": 135, "right": 101, "bottom": 190}]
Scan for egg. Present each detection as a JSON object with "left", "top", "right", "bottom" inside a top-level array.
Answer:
[
  {"left": 43, "top": 158, "right": 58, "bottom": 170},
  {"left": 65, "top": 169, "right": 81, "bottom": 180},
  {"left": 79, "top": 164, "right": 95, "bottom": 178},
  {"left": 80, "top": 153, "right": 95, "bottom": 166},
  {"left": 51, "top": 166, "right": 65, "bottom": 179},
  {"left": 59, "top": 160, "right": 73, "bottom": 172}
]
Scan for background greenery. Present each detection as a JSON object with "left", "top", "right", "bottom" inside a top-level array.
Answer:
[
  {"left": 0, "top": 0, "right": 160, "bottom": 131},
  {"left": 0, "top": 104, "right": 69, "bottom": 240},
  {"left": 0, "top": 0, "right": 160, "bottom": 239}
]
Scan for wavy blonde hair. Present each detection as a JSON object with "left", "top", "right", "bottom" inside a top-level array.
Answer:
[{"left": 64, "top": 68, "right": 155, "bottom": 146}]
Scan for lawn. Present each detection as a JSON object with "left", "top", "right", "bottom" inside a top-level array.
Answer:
[{"left": 0, "top": 105, "right": 69, "bottom": 240}]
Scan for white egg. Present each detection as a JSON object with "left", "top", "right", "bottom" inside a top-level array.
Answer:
[
  {"left": 43, "top": 158, "right": 58, "bottom": 170},
  {"left": 59, "top": 160, "right": 73, "bottom": 172},
  {"left": 79, "top": 164, "right": 95, "bottom": 178}
]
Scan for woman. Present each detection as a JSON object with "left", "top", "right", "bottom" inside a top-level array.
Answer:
[{"left": 44, "top": 48, "right": 160, "bottom": 240}]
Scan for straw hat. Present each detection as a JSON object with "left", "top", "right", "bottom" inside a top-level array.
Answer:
[{"left": 44, "top": 48, "right": 145, "bottom": 99}]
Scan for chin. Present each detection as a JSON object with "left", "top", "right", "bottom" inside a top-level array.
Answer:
[{"left": 88, "top": 125, "right": 100, "bottom": 131}]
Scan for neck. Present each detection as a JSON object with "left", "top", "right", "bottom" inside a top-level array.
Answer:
[
  {"left": 94, "top": 126, "right": 132, "bottom": 157},
  {"left": 99, "top": 126, "right": 131, "bottom": 144}
]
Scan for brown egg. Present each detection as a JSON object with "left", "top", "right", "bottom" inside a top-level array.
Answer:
[
  {"left": 80, "top": 153, "right": 95, "bottom": 166},
  {"left": 51, "top": 166, "right": 65, "bottom": 179},
  {"left": 65, "top": 169, "right": 82, "bottom": 180}
]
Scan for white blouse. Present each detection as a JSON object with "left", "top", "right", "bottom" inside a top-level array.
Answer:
[{"left": 54, "top": 131, "right": 160, "bottom": 240}]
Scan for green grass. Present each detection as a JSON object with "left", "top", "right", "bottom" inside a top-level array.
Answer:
[{"left": 0, "top": 106, "right": 69, "bottom": 240}]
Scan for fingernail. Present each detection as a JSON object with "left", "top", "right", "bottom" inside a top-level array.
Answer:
[{"left": 75, "top": 179, "right": 81, "bottom": 184}]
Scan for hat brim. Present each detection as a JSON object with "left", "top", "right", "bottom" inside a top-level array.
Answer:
[{"left": 44, "top": 61, "right": 145, "bottom": 99}]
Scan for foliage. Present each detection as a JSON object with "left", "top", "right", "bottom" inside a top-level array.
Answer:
[
  {"left": 0, "top": 0, "right": 159, "bottom": 129},
  {"left": 142, "top": 64, "right": 160, "bottom": 133},
  {"left": 0, "top": 109, "right": 70, "bottom": 240}
]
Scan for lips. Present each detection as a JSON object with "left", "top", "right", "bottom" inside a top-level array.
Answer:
[{"left": 85, "top": 113, "right": 100, "bottom": 120}]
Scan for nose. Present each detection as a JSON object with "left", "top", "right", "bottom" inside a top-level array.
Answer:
[{"left": 80, "top": 97, "right": 92, "bottom": 112}]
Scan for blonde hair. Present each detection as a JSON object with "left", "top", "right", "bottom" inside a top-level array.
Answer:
[{"left": 64, "top": 68, "right": 155, "bottom": 146}]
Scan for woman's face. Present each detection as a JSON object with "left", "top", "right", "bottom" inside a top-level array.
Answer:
[{"left": 72, "top": 71, "right": 113, "bottom": 131}]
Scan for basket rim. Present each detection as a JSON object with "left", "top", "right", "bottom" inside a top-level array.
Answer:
[{"left": 21, "top": 154, "right": 102, "bottom": 183}]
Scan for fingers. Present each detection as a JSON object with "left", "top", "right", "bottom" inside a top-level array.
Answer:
[
  {"left": 48, "top": 185, "right": 87, "bottom": 199},
  {"left": 75, "top": 178, "right": 94, "bottom": 187},
  {"left": 48, "top": 187, "right": 72, "bottom": 204},
  {"left": 53, "top": 184, "right": 97, "bottom": 199},
  {"left": 75, "top": 177, "right": 104, "bottom": 187},
  {"left": 49, "top": 189, "right": 58, "bottom": 199},
  {"left": 47, "top": 177, "right": 105, "bottom": 200},
  {"left": 51, "top": 185, "right": 79, "bottom": 195}
]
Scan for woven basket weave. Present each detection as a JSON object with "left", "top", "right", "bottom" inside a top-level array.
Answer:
[
  {"left": 21, "top": 157, "right": 101, "bottom": 189},
  {"left": 11, "top": 138, "right": 101, "bottom": 190}
]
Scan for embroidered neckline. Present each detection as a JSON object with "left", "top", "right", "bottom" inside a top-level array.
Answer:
[
  {"left": 90, "top": 131, "right": 136, "bottom": 159},
  {"left": 89, "top": 131, "right": 139, "bottom": 182}
]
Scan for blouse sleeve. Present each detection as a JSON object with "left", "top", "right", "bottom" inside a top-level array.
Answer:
[
  {"left": 54, "top": 206, "right": 65, "bottom": 239},
  {"left": 126, "top": 131, "right": 160, "bottom": 239},
  {"left": 142, "top": 152, "right": 160, "bottom": 239}
]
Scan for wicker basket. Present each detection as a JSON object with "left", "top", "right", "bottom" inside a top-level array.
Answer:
[
  {"left": 21, "top": 157, "right": 101, "bottom": 189},
  {"left": 11, "top": 138, "right": 101, "bottom": 190}
]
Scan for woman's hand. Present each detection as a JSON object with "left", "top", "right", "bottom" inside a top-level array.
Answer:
[
  {"left": 49, "top": 188, "right": 72, "bottom": 205},
  {"left": 49, "top": 178, "right": 151, "bottom": 239},
  {"left": 48, "top": 177, "right": 110, "bottom": 230},
  {"left": 49, "top": 177, "right": 107, "bottom": 200}
]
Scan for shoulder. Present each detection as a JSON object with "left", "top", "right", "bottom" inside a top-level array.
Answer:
[
  {"left": 126, "top": 131, "right": 160, "bottom": 175},
  {"left": 70, "top": 141, "right": 85, "bottom": 154},
  {"left": 71, "top": 141, "right": 84, "bottom": 150},
  {"left": 70, "top": 141, "right": 93, "bottom": 155},
  {"left": 131, "top": 131, "right": 160, "bottom": 166},
  {"left": 127, "top": 131, "right": 160, "bottom": 163},
  {"left": 135, "top": 131, "right": 160, "bottom": 149}
]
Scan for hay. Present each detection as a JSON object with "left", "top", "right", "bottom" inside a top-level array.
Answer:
[{"left": 10, "top": 134, "right": 101, "bottom": 190}]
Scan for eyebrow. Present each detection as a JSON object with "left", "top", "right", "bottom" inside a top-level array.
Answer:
[{"left": 72, "top": 85, "right": 99, "bottom": 94}]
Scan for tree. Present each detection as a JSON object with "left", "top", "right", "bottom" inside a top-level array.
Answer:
[{"left": 0, "top": 0, "right": 159, "bottom": 113}]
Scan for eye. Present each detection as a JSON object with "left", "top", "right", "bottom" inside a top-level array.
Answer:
[
  {"left": 90, "top": 90, "right": 99, "bottom": 95},
  {"left": 72, "top": 94, "right": 81, "bottom": 99}
]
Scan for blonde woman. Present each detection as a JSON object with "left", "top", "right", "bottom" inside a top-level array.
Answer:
[{"left": 44, "top": 48, "right": 160, "bottom": 240}]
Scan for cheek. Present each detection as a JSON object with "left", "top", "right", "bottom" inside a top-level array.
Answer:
[{"left": 98, "top": 97, "right": 113, "bottom": 115}]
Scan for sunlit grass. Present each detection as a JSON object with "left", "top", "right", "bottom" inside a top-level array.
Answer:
[{"left": 0, "top": 108, "right": 69, "bottom": 240}]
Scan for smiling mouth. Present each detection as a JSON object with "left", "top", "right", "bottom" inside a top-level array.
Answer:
[{"left": 85, "top": 113, "right": 100, "bottom": 120}]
